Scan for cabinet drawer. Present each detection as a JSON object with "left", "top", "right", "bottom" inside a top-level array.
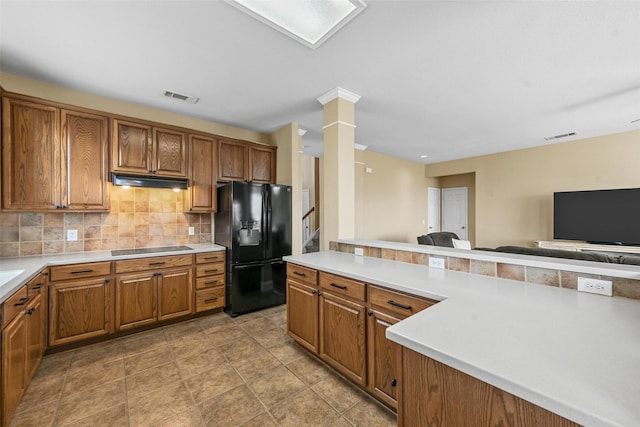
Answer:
[
  {"left": 196, "top": 264, "right": 225, "bottom": 277},
  {"left": 115, "top": 255, "right": 192, "bottom": 274},
  {"left": 27, "top": 272, "right": 46, "bottom": 295},
  {"left": 369, "top": 285, "right": 437, "bottom": 318},
  {"left": 319, "top": 272, "right": 365, "bottom": 302},
  {"left": 50, "top": 262, "right": 111, "bottom": 282},
  {"left": 2, "top": 286, "right": 28, "bottom": 328},
  {"left": 196, "top": 287, "right": 225, "bottom": 312},
  {"left": 196, "top": 275, "right": 225, "bottom": 290},
  {"left": 287, "top": 263, "right": 318, "bottom": 286},
  {"left": 195, "top": 252, "right": 225, "bottom": 264}
]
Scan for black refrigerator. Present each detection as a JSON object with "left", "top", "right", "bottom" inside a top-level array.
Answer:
[{"left": 215, "top": 181, "right": 292, "bottom": 316}]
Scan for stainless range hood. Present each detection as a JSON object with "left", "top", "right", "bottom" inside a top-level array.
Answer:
[{"left": 111, "top": 174, "right": 188, "bottom": 190}]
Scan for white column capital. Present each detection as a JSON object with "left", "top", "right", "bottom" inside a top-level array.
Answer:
[{"left": 317, "top": 87, "right": 361, "bottom": 105}]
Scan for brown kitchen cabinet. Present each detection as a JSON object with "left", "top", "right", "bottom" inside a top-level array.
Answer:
[
  {"left": 286, "top": 264, "right": 319, "bottom": 353},
  {"left": 184, "top": 134, "right": 218, "bottom": 212},
  {"left": 318, "top": 272, "right": 367, "bottom": 387},
  {"left": 194, "top": 251, "right": 226, "bottom": 312},
  {"left": 1, "top": 293, "right": 27, "bottom": 426},
  {"left": 25, "top": 272, "right": 47, "bottom": 380},
  {"left": 48, "top": 262, "right": 113, "bottom": 347},
  {"left": 218, "top": 138, "right": 248, "bottom": 182},
  {"left": 249, "top": 145, "right": 276, "bottom": 183},
  {"left": 112, "top": 118, "right": 187, "bottom": 178},
  {"left": 1, "top": 97, "right": 109, "bottom": 211},
  {"left": 114, "top": 255, "right": 193, "bottom": 331}
]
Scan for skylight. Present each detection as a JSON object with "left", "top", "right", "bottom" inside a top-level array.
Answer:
[{"left": 226, "top": 0, "right": 367, "bottom": 49}]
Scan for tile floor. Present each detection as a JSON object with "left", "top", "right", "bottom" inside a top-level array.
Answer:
[{"left": 9, "top": 305, "right": 397, "bottom": 426}]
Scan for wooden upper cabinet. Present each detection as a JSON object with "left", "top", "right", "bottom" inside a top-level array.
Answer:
[
  {"left": 249, "top": 145, "right": 276, "bottom": 183},
  {"left": 112, "top": 119, "right": 186, "bottom": 178},
  {"left": 218, "top": 139, "right": 248, "bottom": 182},
  {"left": 61, "top": 109, "right": 110, "bottom": 210},
  {"left": 185, "top": 134, "right": 217, "bottom": 212},
  {"left": 2, "top": 97, "right": 59, "bottom": 210}
]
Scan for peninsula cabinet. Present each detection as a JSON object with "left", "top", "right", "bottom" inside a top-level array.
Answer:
[
  {"left": 112, "top": 118, "right": 187, "bottom": 178},
  {"left": 286, "top": 264, "right": 319, "bottom": 353},
  {"left": 48, "top": 262, "right": 113, "bottom": 347},
  {"left": 184, "top": 134, "right": 218, "bottom": 212},
  {"left": 249, "top": 145, "right": 276, "bottom": 183},
  {"left": 2, "top": 97, "right": 110, "bottom": 211},
  {"left": 114, "top": 255, "right": 193, "bottom": 331}
]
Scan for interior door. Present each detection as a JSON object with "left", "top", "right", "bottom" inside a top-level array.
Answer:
[
  {"left": 427, "top": 187, "right": 441, "bottom": 233},
  {"left": 442, "top": 187, "right": 468, "bottom": 240}
]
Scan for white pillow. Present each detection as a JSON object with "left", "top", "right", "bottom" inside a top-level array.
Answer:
[{"left": 452, "top": 239, "right": 471, "bottom": 249}]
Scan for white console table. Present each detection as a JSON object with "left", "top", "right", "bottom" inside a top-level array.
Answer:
[{"left": 536, "top": 240, "right": 640, "bottom": 254}]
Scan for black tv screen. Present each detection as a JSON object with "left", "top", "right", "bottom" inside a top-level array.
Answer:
[{"left": 554, "top": 188, "right": 640, "bottom": 246}]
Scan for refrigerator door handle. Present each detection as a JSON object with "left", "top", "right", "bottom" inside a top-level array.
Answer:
[{"left": 264, "top": 187, "right": 270, "bottom": 252}]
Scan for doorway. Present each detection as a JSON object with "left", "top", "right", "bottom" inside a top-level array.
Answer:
[{"left": 442, "top": 187, "right": 468, "bottom": 240}]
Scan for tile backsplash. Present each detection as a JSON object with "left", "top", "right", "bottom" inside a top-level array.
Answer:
[{"left": 0, "top": 186, "right": 212, "bottom": 257}]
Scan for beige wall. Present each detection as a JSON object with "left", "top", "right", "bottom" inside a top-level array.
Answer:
[
  {"left": 440, "top": 173, "right": 476, "bottom": 247},
  {"left": 0, "top": 72, "right": 269, "bottom": 144},
  {"left": 355, "top": 150, "right": 429, "bottom": 243},
  {"left": 426, "top": 130, "right": 640, "bottom": 248}
]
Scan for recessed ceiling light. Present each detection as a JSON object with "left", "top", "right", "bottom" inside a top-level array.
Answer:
[
  {"left": 420, "top": 155, "right": 428, "bottom": 159},
  {"left": 225, "top": 0, "right": 367, "bottom": 49}
]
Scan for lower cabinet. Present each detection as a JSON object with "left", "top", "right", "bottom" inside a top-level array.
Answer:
[
  {"left": 286, "top": 280, "right": 319, "bottom": 353},
  {"left": 1, "top": 298, "right": 27, "bottom": 425},
  {"left": 194, "top": 251, "right": 226, "bottom": 313},
  {"left": 367, "top": 309, "right": 402, "bottom": 408}
]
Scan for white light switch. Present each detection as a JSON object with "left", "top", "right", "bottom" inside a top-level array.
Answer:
[{"left": 67, "top": 229, "right": 78, "bottom": 241}]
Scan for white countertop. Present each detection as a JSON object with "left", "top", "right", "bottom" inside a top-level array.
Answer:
[
  {"left": 284, "top": 251, "right": 640, "bottom": 427},
  {"left": 0, "top": 243, "right": 226, "bottom": 304}
]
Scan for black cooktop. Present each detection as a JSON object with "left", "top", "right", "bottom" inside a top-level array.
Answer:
[{"left": 111, "top": 245, "right": 193, "bottom": 256}]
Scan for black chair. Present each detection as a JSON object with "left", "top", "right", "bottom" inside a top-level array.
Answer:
[{"left": 417, "top": 232, "right": 460, "bottom": 248}]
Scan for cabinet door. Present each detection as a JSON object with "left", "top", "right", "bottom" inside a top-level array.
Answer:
[
  {"left": 60, "top": 109, "right": 110, "bottom": 210},
  {"left": 2, "top": 97, "right": 59, "bottom": 210},
  {"left": 249, "top": 145, "right": 276, "bottom": 183},
  {"left": 218, "top": 139, "right": 248, "bottom": 181},
  {"left": 49, "top": 278, "right": 112, "bottom": 346},
  {"left": 1, "top": 311, "right": 27, "bottom": 424},
  {"left": 367, "top": 309, "right": 402, "bottom": 409},
  {"left": 112, "top": 119, "right": 153, "bottom": 174},
  {"left": 157, "top": 268, "right": 193, "bottom": 321},
  {"left": 185, "top": 134, "right": 217, "bottom": 212},
  {"left": 319, "top": 292, "right": 367, "bottom": 386},
  {"left": 25, "top": 293, "right": 45, "bottom": 381},
  {"left": 153, "top": 127, "right": 187, "bottom": 177},
  {"left": 115, "top": 273, "right": 157, "bottom": 331},
  {"left": 287, "top": 280, "right": 319, "bottom": 353}
]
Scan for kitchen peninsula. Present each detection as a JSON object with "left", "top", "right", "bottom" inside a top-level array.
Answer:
[{"left": 284, "top": 250, "right": 640, "bottom": 427}]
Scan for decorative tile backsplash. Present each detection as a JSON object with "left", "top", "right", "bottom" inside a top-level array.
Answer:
[
  {"left": 0, "top": 186, "right": 212, "bottom": 257},
  {"left": 332, "top": 241, "right": 640, "bottom": 301}
]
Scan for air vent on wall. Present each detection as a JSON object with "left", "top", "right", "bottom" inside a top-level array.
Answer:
[
  {"left": 544, "top": 132, "right": 575, "bottom": 141},
  {"left": 162, "top": 90, "right": 199, "bottom": 104}
]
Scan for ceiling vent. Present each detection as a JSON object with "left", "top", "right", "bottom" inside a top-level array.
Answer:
[
  {"left": 162, "top": 90, "right": 199, "bottom": 104},
  {"left": 544, "top": 132, "right": 575, "bottom": 141}
]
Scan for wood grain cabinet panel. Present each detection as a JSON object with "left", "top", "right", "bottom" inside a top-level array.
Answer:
[
  {"left": 367, "top": 309, "right": 402, "bottom": 409},
  {"left": 218, "top": 139, "right": 248, "bottom": 181},
  {"left": 115, "top": 273, "right": 157, "bottom": 331},
  {"left": 185, "top": 134, "right": 217, "bottom": 212},
  {"left": 157, "top": 268, "right": 193, "bottom": 321},
  {"left": 1, "top": 307, "right": 27, "bottom": 425},
  {"left": 1, "top": 97, "right": 59, "bottom": 210},
  {"left": 249, "top": 145, "right": 276, "bottom": 183},
  {"left": 25, "top": 293, "right": 45, "bottom": 381},
  {"left": 153, "top": 127, "right": 187, "bottom": 177},
  {"left": 286, "top": 280, "right": 319, "bottom": 353}
]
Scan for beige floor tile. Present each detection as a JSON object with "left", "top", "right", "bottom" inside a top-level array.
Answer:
[
  {"left": 60, "top": 403, "right": 127, "bottom": 427},
  {"left": 33, "top": 351, "right": 74, "bottom": 380},
  {"left": 184, "top": 362, "right": 244, "bottom": 403},
  {"left": 198, "top": 384, "right": 265, "bottom": 426},
  {"left": 259, "top": 304, "right": 286, "bottom": 315},
  {"left": 168, "top": 332, "right": 215, "bottom": 360},
  {"left": 124, "top": 343, "right": 175, "bottom": 376},
  {"left": 55, "top": 379, "right": 126, "bottom": 425},
  {"left": 218, "top": 336, "right": 262, "bottom": 360},
  {"left": 264, "top": 311, "right": 287, "bottom": 328},
  {"left": 286, "top": 352, "right": 331, "bottom": 386},
  {"left": 252, "top": 326, "right": 291, "bottom": 349},
  {"left": 240, "top": 412, "right": 279, "bottom": 427},
  {"left": 248, "top": 365, "right": 307, "bottom": 409},
  {"left": 229, "top": 347, "right": 282, "bottom": 382},
  {"left": 125, "top": 361, "right": 182, "bottom": 398},
  {"left": 238, "top": 316, "right": 280, "bottom": 336},
  {"left": 68, "top": 340, "right": 123, "bottom": 370},
  {"left": 119, "top": 328, "right": 168, "bottom": 357},
  {"left": 128, "top": 380, "right": 194, "bottom": 426},
  {"left": 206, "top": 325, "right": 249, "bottom": 347},
  {"left": 268, "top": 340, "right": 307, "bottom": 364},
  {"left": 9, "top": 399, "right": 57, "bottom": 427},
  {"left": 154, "top": 406, "right": 205, "bottom": 427},
  {"left": 270, "top": 388, "right": 343, "bottom": 426},
  {"left": 62, "top": 358, "right": 125, "bottom": 395},
  {"left": 197, "top": 312, "right": 236, "bottom": 334},
  {"left": 15, "top": 368, "right": 66, "bottom": 411},
  {"left": 232, "top": 310, "right": 266, "bottom": 324},
  {"left": 312, "top": 373, "right": 365, "bottom": 413},
  {"left": 175, "top": 347, "right": 227, "bottom": 379},
  {"left": 343, "top": 399, "right": 397, "bottom": 427},
  {"left": 163, "top": 320, "right": 204, "bottom": 341}
]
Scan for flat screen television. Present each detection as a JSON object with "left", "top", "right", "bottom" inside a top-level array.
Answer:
[{"left": 554, "top": 188, "right": 640, "bottom": 246}]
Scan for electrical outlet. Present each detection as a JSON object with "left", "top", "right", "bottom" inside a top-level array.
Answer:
[
  {"left": 429, "top": 257, "right": 445, "bottom": 269},
  {"left": 67, "top": 229, "right": 78, "bottom": 241},
  {"left": 354, "top": 247, "right": 364, "bottom": 256},
  {"left": 577, "top": 277, "right": 613, "bottom": 296},
  {"left": 188, "top": 227, "right": 195, "bottom": 236}
]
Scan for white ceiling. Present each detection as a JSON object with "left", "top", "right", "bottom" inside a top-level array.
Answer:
[{"left": 1, "top": 0, "right": 639, "bottom": 163}]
